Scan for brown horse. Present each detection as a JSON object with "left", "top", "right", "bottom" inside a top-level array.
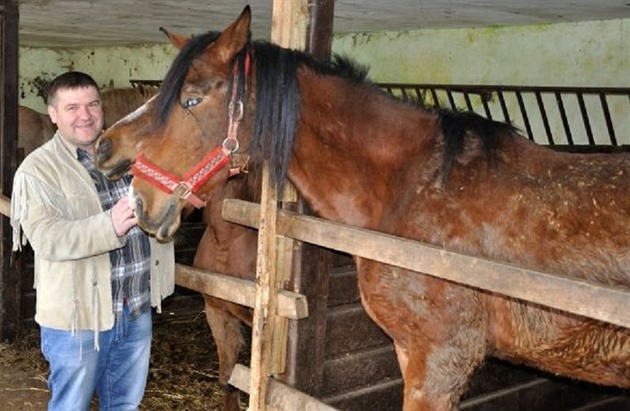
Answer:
[
  {"left": 95, "top": 31, "right": 259, "bottom": 411},
  {"left": 18, "top": 105, "right": 55, "bottom": 157},
  {"left": 193, "top": 170, "right": 260, "bottom": 410},
  {"left": 95, "top": 7, "right": 630, "bottom": 411},
  {"left": 101, "top": 85, "right": 159, "bottom": 128}
]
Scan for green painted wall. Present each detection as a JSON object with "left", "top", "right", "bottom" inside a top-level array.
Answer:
[
  {"left": 332, "top": 19, "right": 629, "bottom": 87},
  {"left": 18, "top": 18, "right": 629, "bottom": 145},
  {"left": 19, "top": 43, "right": 177, "bottom": 112},
  {"left": 331, "top": 18, "right": 629, "bottom": 145}
]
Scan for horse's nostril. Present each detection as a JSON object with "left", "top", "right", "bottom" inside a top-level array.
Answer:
[{"left": 96, "top": 138, "right": 112, "bottom": 163}]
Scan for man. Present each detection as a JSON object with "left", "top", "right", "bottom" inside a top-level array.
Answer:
[{"left": 11, "top": 71, "right": 175, "bottom": 411}]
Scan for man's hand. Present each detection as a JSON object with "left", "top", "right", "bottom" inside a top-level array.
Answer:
[{"left": 110, "top": 195, "right": 138, "bottom": 236}]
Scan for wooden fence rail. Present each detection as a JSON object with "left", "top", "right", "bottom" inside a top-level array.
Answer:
[
  {"left": 222, "top": 198, "right": 630, "bottom": 329},
  {"left": 2, "top": 193, "right": 628, "bottom": 328},
  {"left": 0, "top": 194, "right": 308, "bottom": 321}
]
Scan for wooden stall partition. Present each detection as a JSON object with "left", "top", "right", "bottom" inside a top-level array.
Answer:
[
  {"left": 223, "top": 198, "right": 630, "bottom": 410},
  {"left": 0, "top": 0, "right": 21, "bottom": 343}
]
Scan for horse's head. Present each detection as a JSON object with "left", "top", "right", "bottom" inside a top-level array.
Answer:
[{"left": 96, "top": 6, "right": 254, "bottom": 241}]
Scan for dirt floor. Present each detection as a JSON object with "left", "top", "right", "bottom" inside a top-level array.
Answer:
[{"left": 0, "top": 296, "right": 230, "bottom": 410}]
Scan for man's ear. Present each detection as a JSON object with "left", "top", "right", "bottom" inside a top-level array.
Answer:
[{"left": 47, "top": 105, "right": 58, "bottom": 124}]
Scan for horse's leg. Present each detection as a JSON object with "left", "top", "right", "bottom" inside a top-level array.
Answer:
[
  {"left": 383, "top": 280, "right": 487, "bottom": 411},
  {"left": 395, "top": 336, "right": 485, "bottom": 411},
  {"left": 203, "top": 294, "right": 247, "bottom": 411}
]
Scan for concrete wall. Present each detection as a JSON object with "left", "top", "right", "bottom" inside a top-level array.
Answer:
[
  {"left": 18, "top": 18, "right": 629, "bottom": 144},
  {"left": 18, "top": 43, "right": 177, "bottom": 112},
  {"left": 331, "top": 18, "right": 629, "bottom": 145},
  {"left": 331, "top": 18, "right": 629, "bottom": 87}
]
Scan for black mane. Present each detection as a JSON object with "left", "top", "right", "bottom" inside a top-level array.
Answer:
[
  {"left": 438, "top": 109, "right": 516, "bottom": 181},
  {"left": 249, "top": 43, "right": 370, "bottom": 190}
]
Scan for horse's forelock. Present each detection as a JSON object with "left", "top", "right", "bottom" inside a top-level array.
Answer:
[{"left": 154, "top": 31, "right": 221, "bottom": 126}]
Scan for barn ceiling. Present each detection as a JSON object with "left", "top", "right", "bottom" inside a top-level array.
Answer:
[{"left": 16, "top": 0, "right": 630, "bottom": 48}]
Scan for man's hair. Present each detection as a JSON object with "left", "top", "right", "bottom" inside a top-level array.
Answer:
[{"left": 47, "top": 71, "right": 100, "bottom": 106}]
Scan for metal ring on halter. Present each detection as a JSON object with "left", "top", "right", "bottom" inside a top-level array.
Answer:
[
  {"left": 222, "top": 137, "right": 240, "bottom": 153},
  {"left": 228, "top": 100, "right": 244, "bottom": 122}
]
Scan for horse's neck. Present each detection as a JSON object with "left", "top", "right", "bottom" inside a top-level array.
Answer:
[
  {"left": 288, "top": 73, "right": 440, "bottom": 229},
  {"left": 198, "top": 176, "right": 258, "bottom": 275},
  {"left": 206, "top": 175, "right": 258, "bottom": 242}
]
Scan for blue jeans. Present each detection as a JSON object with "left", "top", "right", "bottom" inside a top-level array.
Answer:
[{"left": 40, "top": 306, "right": 152, "bottom": 411}]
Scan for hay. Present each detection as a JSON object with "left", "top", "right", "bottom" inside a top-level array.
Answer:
[{"left": 0, "top": 300, "right": 230, "bottom": 410}]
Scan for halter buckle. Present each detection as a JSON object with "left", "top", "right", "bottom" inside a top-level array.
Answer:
[
  {"left": 228, "top": 100, "right": 243, "bottom": 122},
  {"left": 173, "top": 181, "right": 192, "bottom": 198},
  {"left": 173, "top": 182, "right": 206, "bottom": 208}
]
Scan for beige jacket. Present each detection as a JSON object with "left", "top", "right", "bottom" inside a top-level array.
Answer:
[{"left": 11, "top": 133, "right": 175, "bottom": 334}]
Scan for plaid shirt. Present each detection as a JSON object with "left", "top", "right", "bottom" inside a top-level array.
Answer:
[{"left": 77, "top": 148, "right": 151, "bottom": 321}]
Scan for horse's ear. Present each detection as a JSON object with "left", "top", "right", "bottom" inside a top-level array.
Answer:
[
  {"left": 211, "top": 5, "right": 251, "bottom": 64},
  {"left": 160, "top": 27, "right": 189, "bottom": 50}
]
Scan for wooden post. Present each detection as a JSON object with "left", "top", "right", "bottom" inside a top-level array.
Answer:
[
  {"left": 0, "top": 0, "right": 20, "bottom": 342},
  {"left": 248, "top": 1, "right": 310, "bottom": 410},
  {"left": 279, "top": 0, "right": 335, "bottom": 396},
  {"left": 307, "top": 0, "right": 335, "bottom": 60}
]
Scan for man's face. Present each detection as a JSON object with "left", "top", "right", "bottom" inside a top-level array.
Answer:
[{"left": 48, "top": 86, "right": 104, "bottom": 150}]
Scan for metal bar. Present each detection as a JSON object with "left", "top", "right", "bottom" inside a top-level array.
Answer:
[
  {"left": 463, "top": 92, "right": 474, "bottom": 111},
  {"left": 555, "top": 92, "right": 574, "bottom": 145},
  {"left": 400, "top": 88, "right": 410, "bottom": 101},
  {"left": 480, "top": 92, "right": 494, "bottom": 119},
  {"left": 577, "top": 93, "right": 596, "bottom": 145},
  {"left": 446, "top": 90, "right": 457, "bottom": 110},
  {"left": 535, "top": 92, "right": 555, "bottom": 145},
  {"left": 413, "top": 86, "right": 425, "bottom": 106},
  {"left": 599, "top": 93, "right": 617, "bottom": 146},
  {"left": 429, "top": 87, "right": 441, "bottom": 108},
  {"left": 497, "top": 90, "right": 511, "bottom": 123},
  {"left": 376, "top": 83, "right": 630, "bottom": 96},
  {"left": 515, "top": 91, "right": 535, "bottom": 141}
]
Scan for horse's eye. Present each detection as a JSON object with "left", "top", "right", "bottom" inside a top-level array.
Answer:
[{"left": 182, "top": 97, "right": 203, "bottom": 109}]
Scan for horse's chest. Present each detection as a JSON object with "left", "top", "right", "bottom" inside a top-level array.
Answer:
[{"left": 355, "top": 258, "right": 476, "bottom": 341}]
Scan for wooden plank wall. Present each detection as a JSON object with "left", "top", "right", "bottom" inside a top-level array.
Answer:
[{"left": 0, "top": 0, "right": 21, "bottom": 342}]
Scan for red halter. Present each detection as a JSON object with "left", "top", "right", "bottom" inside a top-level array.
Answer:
[{"left": 131, "top": 52, "right": 251, "bottom": 208}]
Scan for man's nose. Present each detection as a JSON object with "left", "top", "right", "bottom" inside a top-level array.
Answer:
[{"left": 77, "top": 106, "right": 92, "bottom": 118}]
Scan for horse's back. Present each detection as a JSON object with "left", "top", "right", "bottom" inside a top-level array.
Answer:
[
  {"left": 373, "top": 134, "right": 630, "bottom": 387},
  {"left": 101, "top": 87, "right": 157, "bottom": 128},
  {"left": 397, "top": 134, "right": 630, "bottom": 286},
  {"left": 18, "top": 105, "right": 55, "bottom": 157}
]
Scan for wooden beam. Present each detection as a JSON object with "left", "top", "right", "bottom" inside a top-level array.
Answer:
[
  {"left": 248, "top": 162, "right": 280, "bottom": 411},
  {"left": 175, "top": 264, "right": 308, "bottom": 320},
  {"left": 0, "top": 0, "right": 20, "bottom": 342},
  {"left": 307, "top": 0, "right": 335, "bottom": 60},
  {"left": 0, "top": 194, "right": 10, "bottom": 217},
  {"left": 229, "top": 364, "right": 339, "bottom": 411},
  {"left": 222, "top": 199, "right": 630, "bottom": 329},
  {"left": 247, "top": 2, "right": 310, "bottom": 410}
]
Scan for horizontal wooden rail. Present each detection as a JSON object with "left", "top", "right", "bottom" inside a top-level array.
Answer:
[
  {"left": 222, "top": 199, "right": 630, "bottom": 329},
  {"left": 229, "top": 364, "right": 338, "bottom": 411},
  {"left": 175, "top": 264, "right": 308, "bottom": 320},
  {"left": 0, "top": 195, "right": 310, "bottom": 320},
  {"left": 0, "top": 194, "right": 10, "bottom": 217}
]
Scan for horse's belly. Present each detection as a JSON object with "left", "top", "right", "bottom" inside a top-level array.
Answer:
[{"left": 355, "top": 258, "right": 485, "bottom": 345}]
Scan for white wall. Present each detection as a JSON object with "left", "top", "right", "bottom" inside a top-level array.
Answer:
[
  {"left": 19, "top": 43, "right": 177, "bottom": 112},
  {"left": 331, "top": 18, "right": 629, "bottom": 145},
  {"left": 332, "top": 19, "right": 629, "bottom": 87},
  {"left": 18, "top": 18, "right": 629, "bottom": 144}
]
